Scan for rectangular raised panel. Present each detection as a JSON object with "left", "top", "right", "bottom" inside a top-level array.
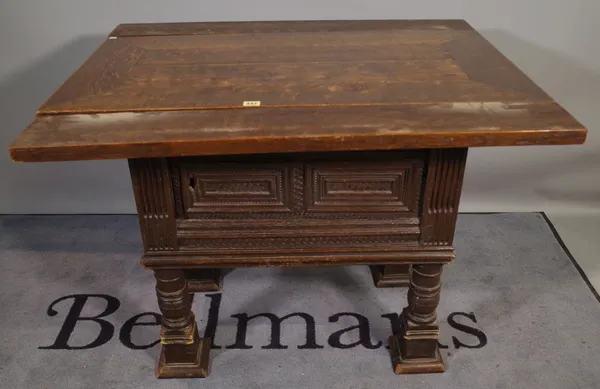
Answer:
[
  {"left": 305, "top": 162, "right": 422, "bottom": 213},
  {"left": 325, "top": 180, "right": 395, "bottom": 196},
  {"left": 196, "top": 175, "right": 279, "bottom": 202},
  {"left": 181, "top": 164, "right": 292, "bottom": 213}
]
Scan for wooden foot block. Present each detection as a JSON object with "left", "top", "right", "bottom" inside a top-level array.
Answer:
[
  {"left": 186, "top": 269, "right": 222, "bottom": 293},
  {"left": 370, "top": 265, "right": 410, "bottom": 288},
  {"left": 156, "top": 337, "right": 211, "bottom": 379},
  {"left": 389, "top": 335, "right": 445, "bottom": 374}
]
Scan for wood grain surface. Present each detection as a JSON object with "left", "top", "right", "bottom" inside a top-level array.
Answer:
[
  {"left": 11, "top": 102, "right": 585, "bottom": 162},
  {"left": 10, "top": 19, "right": 586, "bottom": 162},
  {"left": 108, "top": 20, "right": 474, "bottom": 37}
]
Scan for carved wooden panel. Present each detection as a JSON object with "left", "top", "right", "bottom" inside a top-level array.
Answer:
[
  {"left": 180, "top": 164, "right": 293, "bottom": 214},
  {"left": 178, "top": 234, "right": 419, "bottom": 253},
  {"left": 167, "top": 151, "right": 427, "bottom": 255},
  {"left": 420, "top": 148, "right": 468, "bottom": 246},
  {"left": 130, "top": 149, "right": 468, "bottom": 257},
  {"left": 305, "top": 161, "right": 423, "bottom": 213},
  {"left": 173, "top": 153, "right": 424, "bottom": 219},
  {"left": 128, "top": 158, "right": 178, "bottom": 251},
  {"left": 176, "top": 216, "right": 421, "bottom": 254}
]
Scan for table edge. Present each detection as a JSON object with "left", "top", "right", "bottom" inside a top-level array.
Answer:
[
  {"left": 108, "top": 19, "right": 474, "bottom": 38},
  {"left": 9, "top": 127, "right": 587, "bottom": 163}
]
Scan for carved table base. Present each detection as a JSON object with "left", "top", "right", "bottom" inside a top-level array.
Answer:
[{"left": 131, "top": 149, "right": 467, "bottom": 378}]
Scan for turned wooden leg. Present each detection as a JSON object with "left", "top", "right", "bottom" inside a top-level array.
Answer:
[
  {"left": 370, "top": 265, "right": 410, "bottom": 288},
  {"left": 154, "top": 269, "right": 210, "bottom": 378},
  {"left": 185, "top": 269, "right": 223, "bottom": 292},
  {"left": 389, "top": 264, "right": 445, "bottom": 374}
]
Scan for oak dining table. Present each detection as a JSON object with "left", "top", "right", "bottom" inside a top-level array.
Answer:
[{"left": 9, "top": 19, "right": 586, "bottom": 378}]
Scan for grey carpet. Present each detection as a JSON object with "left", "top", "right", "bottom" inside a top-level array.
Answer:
[{"left": 1, "top": 213, "right": 599, "bottom": 389}]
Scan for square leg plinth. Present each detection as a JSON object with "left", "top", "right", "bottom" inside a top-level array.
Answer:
[
  {"left": 389, "top": 334, "right": 445, "bottom": 374},
  {"left": 157, "top": 334, "right": 211, "bottom": 379}
]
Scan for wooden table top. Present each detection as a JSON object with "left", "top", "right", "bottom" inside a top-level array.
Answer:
[{"left": 10, "top": 20, "right": 586, "bottom": 162}]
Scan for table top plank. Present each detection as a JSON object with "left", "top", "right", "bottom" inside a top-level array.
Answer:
[
  {"left": 10, "top": 20, "right": 586, "bottom": 162},
  {"left": 108, "top": 19, "right": 474, "bottom": 37},
  {"left": 37, "top": 27, "right": 551, "bottom": 114},
  {"left": 11, "top": 102, "right": 586, "bottom": 162}
]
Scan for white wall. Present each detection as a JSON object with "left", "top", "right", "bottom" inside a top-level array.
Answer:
[{"left": 1, "top": 1, "right": 599, "bottom": 214}]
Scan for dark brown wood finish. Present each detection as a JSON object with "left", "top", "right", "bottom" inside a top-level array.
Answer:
[
  {"left": 132, "top": 150, "right": 453, "bottom": 270},
  {"left": 129, "top": 147, "right": 465, "bottom": 376},
  {"left": 11, "top": 103, "right": 585, "bottom": 162},
  {"left": 8, "top": 20, "right": 587, "bottom": 379},
  {"left": 108, "top": 19, "right": 475, "bottom": 37},
  {"left": 9, "top": 20, "right": 585, "bottom": 162},
  {"left": 39, "top": 33, "right": 550, "bottom": 113}
]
